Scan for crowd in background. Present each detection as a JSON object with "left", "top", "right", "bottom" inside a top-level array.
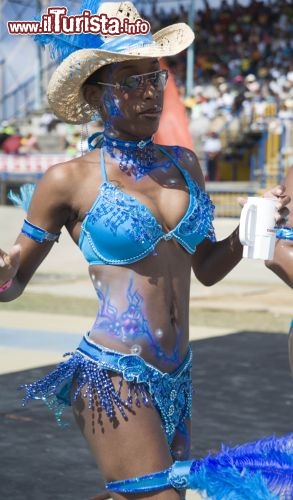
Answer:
[
  {"left": 148, "top": 1, "right": 293, "bottom": 126},
  {"left": 147, "top": 0, "right": 293, "bottom": 90},
  {"left": 148, "top": 0, "right": 293, "bottom": 176},
  {"left": 1, "top": 0, "right": 293, "bottom": 181}
]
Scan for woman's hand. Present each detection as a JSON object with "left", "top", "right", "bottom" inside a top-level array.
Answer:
[{"left": 0, "top": 244, "right": 21, "bottom": 287}]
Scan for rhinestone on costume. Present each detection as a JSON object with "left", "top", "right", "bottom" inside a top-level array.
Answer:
[
  {"left": 155, "top": 328, "right": 163, "bottom": 338},
  {"left": 131, "top": 344, "right": 142, "bottom": 355},
  {"left": 170, "top": 389, "right": 176, "bottom": 400}
]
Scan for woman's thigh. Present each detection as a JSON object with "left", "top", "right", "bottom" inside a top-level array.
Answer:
[
  {"left": 72, "top": 375, "right": 182, "bottom": 500},
  {"left": 171, "top": 418, "right": 191, "bottom": 461}
]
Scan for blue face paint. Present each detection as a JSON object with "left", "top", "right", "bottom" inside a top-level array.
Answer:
[
  {"left": 93, "top": 279, "right": 180, "bottom": 364},
  {"left": 102, "top": 88, "right": 123, "bottom": 117},
  {"left": 101, "top": 65, "right": 124, "bottom": 119}
]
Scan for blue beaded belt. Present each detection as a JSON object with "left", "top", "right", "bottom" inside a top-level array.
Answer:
[
  {"left": 21, "top": 334, "right": 193, "bottom": 445},
  {"left": 76, "top": 335, "right": 193, "bottom": 443}
]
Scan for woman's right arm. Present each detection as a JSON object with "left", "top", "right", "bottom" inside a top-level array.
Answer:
[
  {"left": 0, "top": 162, "right": 73, "bottom": 301},
  {"left": 265, "top": 167, "right": 293, "bottom": 288}
]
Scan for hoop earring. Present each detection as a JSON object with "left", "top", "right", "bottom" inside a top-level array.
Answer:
[{"left": 80, "top": 122, "right": 89, "bottom": 156}]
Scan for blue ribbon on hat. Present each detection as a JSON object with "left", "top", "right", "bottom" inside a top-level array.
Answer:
[
  {"left": 36, "top": 30, "right": 154, "bottom": 62},
  {"left": 99, "top": 33, "right": 153, "bottom": 52}
]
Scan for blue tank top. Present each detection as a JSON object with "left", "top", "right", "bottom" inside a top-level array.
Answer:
[{"left": 78, "top": 146, "right": 216, "bottom": 266}]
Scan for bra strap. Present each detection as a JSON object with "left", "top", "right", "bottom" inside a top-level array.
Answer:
[
  {"left": 157, "top": 146, "right": 184, "bottom": 174},
  {"left": 100, "top": 147, "right": 107, "bottom": 183},
  {"left": 158, "top": 146, "right": 195, "bottom": 195}
]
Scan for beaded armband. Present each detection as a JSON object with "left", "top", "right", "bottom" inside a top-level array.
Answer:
[
  {"left": 21, "top": 219, "right": 60, "bottom": 244},
  {"left": 276, "top": 227, "right": 293, "bottom": 241},
  {"left": 106, "top": 461, "right": 193, "bottom": 493}
]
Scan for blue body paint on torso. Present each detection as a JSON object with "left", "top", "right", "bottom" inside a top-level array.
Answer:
[{"left": 93, "top": 279, "right": 180, "bottom": 364}]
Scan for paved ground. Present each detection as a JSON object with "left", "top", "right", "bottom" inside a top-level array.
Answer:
[
  {"left": 1, "top": 331, "right": 292, "bottom": 500},
  {"left": 0, "top": 206, "right": 292, "bottom": 499}
]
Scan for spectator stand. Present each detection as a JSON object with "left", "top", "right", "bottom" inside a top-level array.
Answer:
[
  {"left": 198, "top": 99, "right": 293, "bottom": 217},
  {"left": 0, "top": 109, "right": 103, "bottom": 205},
  {"left": 216, "top": 101, "right": 292, "bottom": 185},
  {"left": 0, "top": 153, "right": 72, "bottom": 205}
]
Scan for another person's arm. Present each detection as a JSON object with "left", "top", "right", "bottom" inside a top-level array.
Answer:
[{"left": 265, "top": 167, "right": 293, "bottom": 288}]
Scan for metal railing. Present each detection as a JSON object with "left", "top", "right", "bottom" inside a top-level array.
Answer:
[{"left": 0, "top": 59, "right": 56, "bottom": 122}]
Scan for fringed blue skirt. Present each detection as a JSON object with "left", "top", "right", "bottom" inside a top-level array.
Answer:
[
  {"left": 21, "top": 333, "right": 193, "bottom": 445},
  {"left": 20, "top": 333, "right": 293, "bottom": 499}
]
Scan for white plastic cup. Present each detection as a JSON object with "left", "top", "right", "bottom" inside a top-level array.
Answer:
[{"left": 239, "top": 197, "right": 277, "bottom": 260}]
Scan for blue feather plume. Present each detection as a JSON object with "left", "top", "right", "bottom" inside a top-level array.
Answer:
[
  {"left": 8, "top": 183, "right": 36, "bottom": 212},
  {"left": 189, "top": 433, "right": 293, "bottom": 499},
  {"left": 191, "top": 462, "right": 275, "bottom": 499},
  {"left": 34, "top": 0, "right": 103, "bottom": 62}
]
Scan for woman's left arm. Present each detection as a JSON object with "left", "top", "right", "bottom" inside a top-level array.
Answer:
[
  {"left": 188, "top": 153, "right": 290, "bottom": 285},
  {"left": 180, "top": 149, "right": 243, "bottom": 285},
  {"left": 192, "top": 227, "right": 243, "bottom": 286}
]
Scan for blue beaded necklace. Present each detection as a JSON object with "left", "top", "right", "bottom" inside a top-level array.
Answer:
[
  {"left": 88, "top": 131, "right": 158, "bottom": 180},
  {"left": 103, "top": 133, "right": 157, "bottom": 180}
]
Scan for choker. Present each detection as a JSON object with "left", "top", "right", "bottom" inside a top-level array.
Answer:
[{"left": 103, "top": 133, "right": 157, "bottom": 180}]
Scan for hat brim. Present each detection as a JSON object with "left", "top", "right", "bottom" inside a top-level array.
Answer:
[{"left": 47, "top": 23, "right": 194, "bottom": 124}]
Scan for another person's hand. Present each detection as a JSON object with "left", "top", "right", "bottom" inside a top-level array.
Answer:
[
  {"left": 238, "top": 185, "right": 290, "bottom": 226},
  {"left": 0, "top": 244, "right": 21, "bottom": 287},
  {"left": 263, "top": 185, "right": 291, "bottom": 226}
]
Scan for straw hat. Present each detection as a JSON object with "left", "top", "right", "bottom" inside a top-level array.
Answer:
[{"left": 45, "top": 1, "right": 194, "bottom": 124}]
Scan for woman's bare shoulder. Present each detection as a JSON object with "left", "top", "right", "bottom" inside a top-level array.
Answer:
[
  {"left": 160, "top": 144, "right": 205, "bottom": 189},
  {"left": 37, "top": 150, "right": 100, "bottom": 193}
]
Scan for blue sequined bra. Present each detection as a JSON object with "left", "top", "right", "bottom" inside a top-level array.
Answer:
[{"left": 78, "top": 146, "right": 216, "bottom": 266}]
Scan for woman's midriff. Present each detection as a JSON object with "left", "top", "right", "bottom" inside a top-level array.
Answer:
[{"left": 87, "top": 258, "right": 191, "bottom": 374}]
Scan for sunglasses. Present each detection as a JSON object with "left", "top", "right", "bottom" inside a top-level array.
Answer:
[{"left": 96, "top": 69, "right": 168, "bottom": 92}]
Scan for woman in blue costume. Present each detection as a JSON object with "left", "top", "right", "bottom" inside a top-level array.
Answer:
[{"left": 0, "top": 2, "right": 292, "bottom": 499}]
